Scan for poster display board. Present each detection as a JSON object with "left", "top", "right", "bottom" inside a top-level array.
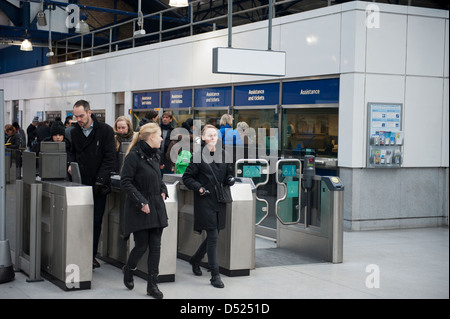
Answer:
[{"left": 367, "top": 103, "right": 403, "bottom": 168}]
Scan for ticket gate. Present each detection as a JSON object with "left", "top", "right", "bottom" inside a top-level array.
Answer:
[
  {"left": 236, "top": 157, "right": 344, "bottom": 264},
  {"left": 98, "top": 175, "right": 178, "bottom": 282},
  {"left": 15, "top": 146, "right": 94, "bottom": 290},
  {"left": 163, "top": 174, "right": 255, "bottom": 276}
]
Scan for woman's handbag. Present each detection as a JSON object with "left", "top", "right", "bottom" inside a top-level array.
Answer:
[{"left": 204, "top": 159, "right": 233, "bottom": 203}]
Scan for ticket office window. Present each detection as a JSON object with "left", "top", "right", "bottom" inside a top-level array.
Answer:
[
  {"left": 233, "top": 107, "right": 279, "bottom": 151},
  {"left": 281, "top": 107, "right": 338, "bottom": 158},
  {"left": 193, "top": 107, "right": 229, "bottom": 128},
  {"left": 164, "top": 108, "right": 192, "bottom": 128}
]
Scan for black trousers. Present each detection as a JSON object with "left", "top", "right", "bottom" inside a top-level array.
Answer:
[
  {"left": 192, "top": 229, "right": 219, "bottom": 270},
  {"left": 127, "top": 228, "right": 163, "bottom": 274},
  {"left": 93, "top": 193, "right": 107, "bottom": 258}
]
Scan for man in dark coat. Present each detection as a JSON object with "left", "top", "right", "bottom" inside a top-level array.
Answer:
[{"left": 68, "top": 100, "right": 116, "bottom": 268}]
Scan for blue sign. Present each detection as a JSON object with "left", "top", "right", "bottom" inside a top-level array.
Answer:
[
  {"left": 234, "top": 83, "right": 280, "bottom": 106},
  {"left": 282, "top": 78, "right": 339, "bottom": 105},
  {"left": 162, "top": 89, "right": 192, "bottom": 108},
  {"left": 195, "top": 87, "right": 232, "bottom": 107},
  {"left": 134, "top": 92, "right": 160, "bottom": 109}
]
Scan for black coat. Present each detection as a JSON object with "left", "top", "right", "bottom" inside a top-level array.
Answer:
[
  {"left": 69, "top": 114, "right": 116, "bottom": 186},
  {"left": 120, "top": 141, "right": 169, "bottom": 240},
  {"left": 182, "top": 146, "right": 234, "bottom": 232}
]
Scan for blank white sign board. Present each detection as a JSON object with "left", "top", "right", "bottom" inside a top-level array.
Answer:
[{"left": 212, "top": 47, "right": 286, "bottom": 76}]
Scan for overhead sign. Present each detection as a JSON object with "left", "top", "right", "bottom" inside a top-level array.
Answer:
[
  {"left": 282, "top": 78, "right": 340, "bottom": 105},
  {"left": 133, "top": 92, "right": 160, "bottom": 109},
  {"left": 194, "top": 87, "right": 231, "bottom": 107},
  {"left": 161, "top": 89, "right": 192, "bottom": 108},
  {"left": 213, "top": 47, "right": 286, "bottom": 76},
  {"left": 234, "top": 83, "right": 280, "bottom": 106}
]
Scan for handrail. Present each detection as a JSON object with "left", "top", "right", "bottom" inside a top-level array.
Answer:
[{"left": 54, "top": 0, "right": 306, "bottom": 61}]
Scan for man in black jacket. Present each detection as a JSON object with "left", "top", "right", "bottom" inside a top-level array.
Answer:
[{"left": 68, "top": 100, "right": 116, "bottom": 269}]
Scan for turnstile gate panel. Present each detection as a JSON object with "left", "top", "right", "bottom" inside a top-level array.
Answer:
[
  {"left": 275, "top": 159, "right": 302, "bottom": 225},
  {"left": 235, "top": 159, "right": 269, "bottom": 225}
]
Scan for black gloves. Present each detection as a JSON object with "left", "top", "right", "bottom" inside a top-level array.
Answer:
[
  {"left": 226, "top": 175, "right": 235, "bottom": 186},
  {"left": 94, "top": 176, "right": 112, "bottom": 195}
]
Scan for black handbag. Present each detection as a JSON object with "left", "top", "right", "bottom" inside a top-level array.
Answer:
[{"left": 205, "top": 159, "right": 233, "bottom": 203}]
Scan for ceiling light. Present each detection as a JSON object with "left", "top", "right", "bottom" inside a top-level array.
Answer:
[
  {"left": 20, "top": 39, "right": 33, "bottom": 51},
  {"left": 75, "top": 20, "right": 90, "bottom": 34},
  {"left": 169, "top": 0, "right": 189, "bottom": 7}
]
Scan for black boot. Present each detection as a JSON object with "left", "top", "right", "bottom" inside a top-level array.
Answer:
[
  {"left": 189, "top": 257, "right": 202, "bottom": 276},
  {"left": 122, "top": 265, "right": 134, "bottom": 290},
  {"left": 210, "top": 268, "right": 224, "bottom": 288},
  {"left": 147, "top": 272, "right": 163, "bottom": 299}
]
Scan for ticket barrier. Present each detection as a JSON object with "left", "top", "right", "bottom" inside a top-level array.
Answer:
[
  {"left": 276, "top": 158, "right": 344, "bottom": 263},
  {"left": 162, "top": 174, "right": 256, "bottom": 276},
  {"left": 98, "top": 175, "right": 178, "bottom": 283},
  {"left": 15, "top": 144, "right": 93, "bottom": 290}
]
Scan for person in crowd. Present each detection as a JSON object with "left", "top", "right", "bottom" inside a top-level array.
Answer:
[
  {"left": 68, "top": 100, "right": 116, "bottom": 269},
  {"left": 159, "top": 111, "right": 174, "bottom": 175},
  {"left": 26, "top": 116, "right": 39, "bottom": 150},
  {"left": 219, "top": 114, "right": 243, "bottom": 145},
  {"left": 4, "top": 124, "right": 21, "bottom": 149},
  {"left": 182, "top": 124, "right": 235, "bottom": 289},
  {"left": 166, "top": 118, "right": 194, "bottom": 173},
  {"left": 113, "top": 116, "right": 136, "bottom": 174},
  {"left": 41, "top": 122, "right": 71, "bottom": 154},
  {"left": 37, "top": 120, "right": 51, "bottom": 143},
  {"left": 120, "top": 122, "right": 168, "bottom": 299},
  {"left": 64, "top": 115, "right": 74, "bottom": 142},
  {"left": 136, "top": 110, "right": 159, "bottom": 131},
  {"left": 12, "top": 122, "right": 26, "bottom": 149}
]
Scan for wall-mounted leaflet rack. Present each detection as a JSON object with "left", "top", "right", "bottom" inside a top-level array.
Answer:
[{"left": 367, "top": 103, "right": 403, "bottom": 168}]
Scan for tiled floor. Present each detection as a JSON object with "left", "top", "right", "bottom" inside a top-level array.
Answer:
[{"left": 1, "top": 227, "right": 448, "bottom": 299}]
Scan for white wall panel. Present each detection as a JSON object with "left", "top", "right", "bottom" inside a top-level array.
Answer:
[
  {"left": 105, "top": 54, "right": 132, "bottom": 93},
  {"left": 83, "top": 59, "right": 106, "bottom": 95},
  {"left": 338, "top": 73, "right": 366, "bottom": 168},
  {"left": 340, "top": 10, "right": 366, "bottom": 74},
  {"left": 403, "top": 76, "right": 443, "bottom": 167},
  {"left": 445, "top": 19, "right": 449, "bottom": 78},
  {"left": 406, "top": 16, "right": 446, "bottom": 77},
  {"left": 159, "top": 43, "right": 194, "bottom": 88},
  {"left": 130, "top": 49, "right": 160, "bottom": 91},
  {"left": 366, "top": 13, "right": 407, "bottom": 75},
  {"left": 280, "top": 13, "right": 341, "bottom": 77}
]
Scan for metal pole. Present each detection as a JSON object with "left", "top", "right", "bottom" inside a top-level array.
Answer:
[
  {"left": 228, "top": 0, "right": 232, "bottom": 47},
  {"left": 268, "top": 0, "right": 273, "bottom": 50}
]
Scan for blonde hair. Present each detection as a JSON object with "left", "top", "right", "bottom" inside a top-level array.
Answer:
[
  {"left": 114, "top": 116, "right": 133, "bottom": 133},
  {"left": 219, "top": 114, "right": 233, "bottom": 126},
  {"left": 201, "top": 124, "right": 218, "bottom": 136},
  {"left": 236, "top": 121, "right": 249, "bottom": 132},
  {"left": 126, "top": 122, "right": 161, "bottom": 155}
]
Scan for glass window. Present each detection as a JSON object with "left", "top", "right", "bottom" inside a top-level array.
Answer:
[{"left": 281, "top": 107, "right": 338, "bottom": 158}]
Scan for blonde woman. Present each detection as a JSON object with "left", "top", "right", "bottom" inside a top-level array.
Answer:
[
  {"left": 182, "top": 125, "right": 235, "bottom": 288},
  {"left": 120, "top": 122, "right": 168, "bottom": 299}
]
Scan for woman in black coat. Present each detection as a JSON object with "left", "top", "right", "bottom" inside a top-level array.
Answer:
[
  {"left": 182, "top": 124, "right": 234, "bottom": 288},
  {"left": 120, "top": 122, "right": 168, "bottom": 299}
]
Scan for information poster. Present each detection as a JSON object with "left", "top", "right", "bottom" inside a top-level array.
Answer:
[{"left": 367, "top": 103, "right": 403, "bottom": 168}]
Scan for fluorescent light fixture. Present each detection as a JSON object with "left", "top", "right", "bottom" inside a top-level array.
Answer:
[
  {"left": 20, "top": 39, "right": 33, "bottom": 51},
  {"left": 75, "top": 20, "right": 90, "bottom": 34},
  {"left": 169, "top": 0, "right": 189, "bottom": 7}
]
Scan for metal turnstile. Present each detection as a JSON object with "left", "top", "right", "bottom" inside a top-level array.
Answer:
[
  {"left": 163, "top": 174, "right": 255, "bottom": 276},
  {"left": 276, "top": 157, "right": 344, "bottom": 263},
  {"left": 16, "top": 149, "right": 94, "bottom": 290}
]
